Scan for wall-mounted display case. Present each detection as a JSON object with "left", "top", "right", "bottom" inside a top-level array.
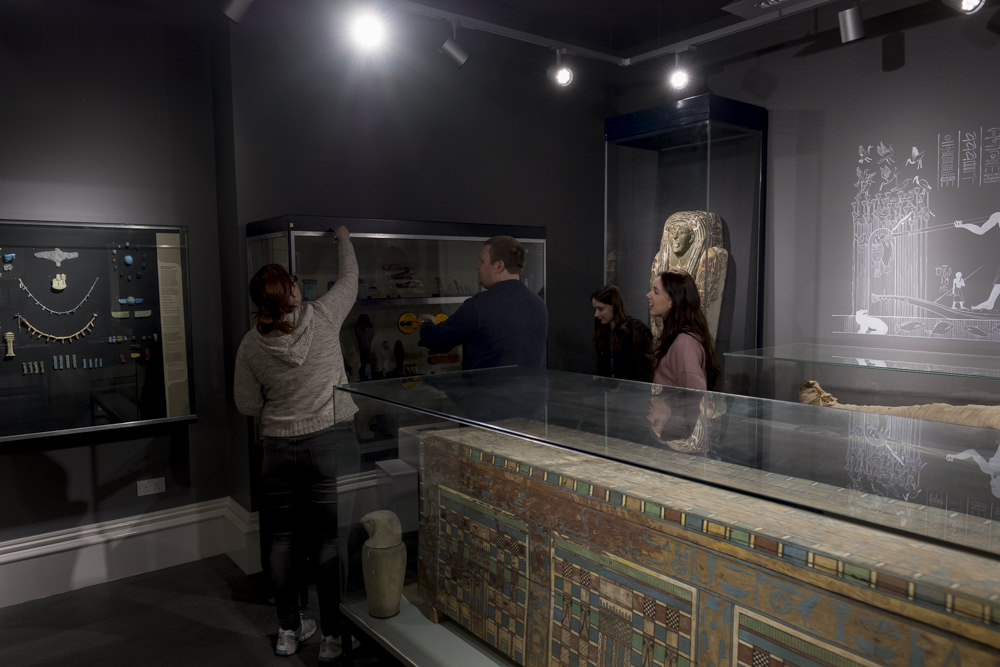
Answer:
[
  {"left": 605, "top": 94, "right": 767, "bottom": 361},
  {"left": 333, "top": 368, "right": 999, "bottom": 666},
  {"left": 0, "top": 220, "right": 194, "bottom": 441},
  {"left": 246, "top": 216, "right": 546, "bottom": 381}
]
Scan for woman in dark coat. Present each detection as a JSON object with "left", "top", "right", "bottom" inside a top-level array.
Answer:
[{"left": 591, "top": 285, "right": 653, "bottom": 381}]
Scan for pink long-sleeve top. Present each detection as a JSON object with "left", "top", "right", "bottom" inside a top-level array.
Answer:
[{"left": 653, "top": 332, "right": 707, "bottom": 390}]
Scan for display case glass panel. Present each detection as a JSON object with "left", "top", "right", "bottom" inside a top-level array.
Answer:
[
  {"left": 246, "top": 216, "right": 546, "bottom": 379},
  {"left": 725, "top": 343, "right": 1000, "bottom": 405},
  {"left": 605, "top": 94, "right": 767, "bottom": 361},
  {"left": 0, "top": 220, "right": 194, "bottom": 441},
  {"left": 335, "top": 367, "right": 1000, "bottom": 559}
]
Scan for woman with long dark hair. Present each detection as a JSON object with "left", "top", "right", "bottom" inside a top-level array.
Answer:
[
  {"left": 591, "top": 284, "right": 652, "bottom": 381},
  {"left": 646, "top": 270, "right": 720, "bottom": 390},
  {"left": 234, "top": 226, "right": 357, "bottom": 661}
]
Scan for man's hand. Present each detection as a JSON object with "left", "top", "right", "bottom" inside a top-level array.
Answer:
[{"left": 334, "top": 226, "right": 350, "bottom": 242}]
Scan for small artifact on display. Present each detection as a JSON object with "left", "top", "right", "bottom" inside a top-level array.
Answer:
[
  {"left": 360, "top": 510, "right": 406, "bottom": 619},
  {"left": 18, "top": 276, "right": 98, "bottom": 315},
  {"left": 34, "top": 247, "right": 79, "bottom": 266},
  {"left": 649, "top": 211, "right": 728, "bottom": 340},
  {"left": 16, "top": 312, "right": 99, "bottom": 343},
  {"left": 799, "top": 380, "right": 1000, "bottom": 430}
]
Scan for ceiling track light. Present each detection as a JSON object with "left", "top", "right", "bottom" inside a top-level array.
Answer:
[
  {"left": 667, "top": 49, "right": 692, "bottom": 90},
  {"left": 350, "top": 10, "right": 387, "bottom": 50},
  {"left": 838, "top": 3, "right": 865, "bottom": 43},
  {"left": 440, "top": 21, "right": 469, "bottom": 67},
  {"left": 940, "top": 0, "right": 986, "bottom": 13},
  {"left": 550, "top": 49, "right": 574, "bottom": 86}
]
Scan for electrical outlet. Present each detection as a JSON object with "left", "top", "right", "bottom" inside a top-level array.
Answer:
[{"left": 136, "top": 477, "right": 165, "bottom": 496}]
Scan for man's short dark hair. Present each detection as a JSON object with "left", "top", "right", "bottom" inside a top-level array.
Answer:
[{"left": 485, "top": 235, "right": 525, "bottom": 274}]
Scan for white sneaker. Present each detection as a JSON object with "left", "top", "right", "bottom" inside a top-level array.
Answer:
[
  {"left": 274, "top": 617, "right": 317, "bottom": 656},
  {"left": 319, "top": 634, "right": 360, "bottom": 662}
]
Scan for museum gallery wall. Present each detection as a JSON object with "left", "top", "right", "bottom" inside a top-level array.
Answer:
[
  {"left": 686, "top": 7, "right": 1000, "bottom": 359},
  {"left": 0, "top": 0, "right": 995, "bottom": 591},
  {"left": 0, "top": 2, "right": 226, "bottom": 545}
]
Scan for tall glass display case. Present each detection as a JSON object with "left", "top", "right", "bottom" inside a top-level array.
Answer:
[
  {"left": 246, "top": 215, "right": 547, "bottom": 478},
  {"left": 246, "top": 215, "right": 546, "bottom": 380},
  {"left": 332, "top": 368, "right": 999, "bottom": 666},
  {"left": 605, "top": 94, "right": 767, "bottom": 363}
]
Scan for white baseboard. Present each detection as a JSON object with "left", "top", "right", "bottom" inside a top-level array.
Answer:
[{"left": 0, "top": 497, "right": 260, "bottom": 609}]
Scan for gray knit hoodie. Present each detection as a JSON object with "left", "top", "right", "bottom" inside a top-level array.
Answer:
[{"left": 234, "top": 239, "right": 359, "bottom": 437}]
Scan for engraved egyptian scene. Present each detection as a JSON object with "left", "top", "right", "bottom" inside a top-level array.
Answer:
[{"left": 840, "top": 123, "right": 1000, "bottom": 343}]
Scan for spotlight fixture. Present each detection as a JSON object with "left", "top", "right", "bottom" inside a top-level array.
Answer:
[
  {"left": 838, "top": 4, "right": 865, "bottom": 43},
  {"left": 550, "top": 49, "right": 574, "bottom": 86},
  {"left": 350, "top": 10, "right": 386, "bottom": 51},
  {"left": 940, "top": 0, "right": 985, "bottom": 13},
  {"left": 667, "top": 52, "right": 690, "bottom": 90},
  {"left": 439, "top": 22, "right": 469, "bottom": 67},
  {"left": 222, "top": 0, "right": 254, "bottom": 23}
]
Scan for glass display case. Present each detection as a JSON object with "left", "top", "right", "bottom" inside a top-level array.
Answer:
[
  {"left": 332, "top": 368, "right": 999, "bottom": 665},
  {"left": 725, "top": 343, "right": 1000, "bottom": 406},
  {"left": 0, "top": 219, "right": 194, "bottom": 441},
  {"left": 246, "top": 215, "right": 546, "bottom": 380},
  {"left": 604, "top": 94, "right": 767, "bottom": 362}
]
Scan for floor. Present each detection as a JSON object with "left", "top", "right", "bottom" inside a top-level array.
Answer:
[{"left": 0, "top": 555, "right": 402, "bottom": 667}]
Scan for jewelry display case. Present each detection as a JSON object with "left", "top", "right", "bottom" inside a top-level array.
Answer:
[
  {"left": 0, "top": 220, "right": 194, "bottom": 442},
  {"left": 604, "top": 94, "right": 767, "bottom": 361},
  {"left": 245, "top": 215, "right": 546, "bottom": 381},
  {"left": 333, "top": 368, "right": 999, "bottom": 666}
]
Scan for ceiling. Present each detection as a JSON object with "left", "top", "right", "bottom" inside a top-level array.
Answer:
[
  {"left": 403, "top": 0, "right": 746, "bottom": 57},
  {"left": 397, "top": 0, "right": 999, "bottom": 65}
]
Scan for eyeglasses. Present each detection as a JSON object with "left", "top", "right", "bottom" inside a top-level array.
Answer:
[{"left": 290, "top": 275, "right": 299, "bottom": 284}]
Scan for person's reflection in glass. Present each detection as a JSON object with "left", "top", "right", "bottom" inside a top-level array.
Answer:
[
  {"left": 421, "top": 367, "right": 549, "bottom": 426},
  {"left": 353, "top": 314, "right": 378, "bottom": 381},
  {"left": 646, "top": 386, "right": 708, "bottom": 454}
]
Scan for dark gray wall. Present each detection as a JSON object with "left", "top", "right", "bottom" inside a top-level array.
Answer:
[
  {"left": 227, "top": 0, "right": 614, "bottom": 374},
  {"left": 0, "top": 0, "right": 232, "bottom": 541},
  {"left": 645, "top": 6, "right": 998, "bottom": 357}
]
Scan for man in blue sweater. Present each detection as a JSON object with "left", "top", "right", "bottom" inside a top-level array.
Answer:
[{"left": 418, "top": 235, "right": 548, "bottom": 369}]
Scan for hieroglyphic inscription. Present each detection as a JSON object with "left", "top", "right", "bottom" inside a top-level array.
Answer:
[
  {"left": 939, "top": 133, "right": 957, "bottom": 189},
  {"left": 939, "top": 127, "right": 1000, "bottom": 189},
  {"left": 984, "top": 126, "right": 1000, "bottom": 185}
]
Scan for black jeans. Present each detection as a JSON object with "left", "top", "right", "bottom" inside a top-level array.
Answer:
[{"left": 262, "top": 422, "right": 355, "bottom": 635}]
